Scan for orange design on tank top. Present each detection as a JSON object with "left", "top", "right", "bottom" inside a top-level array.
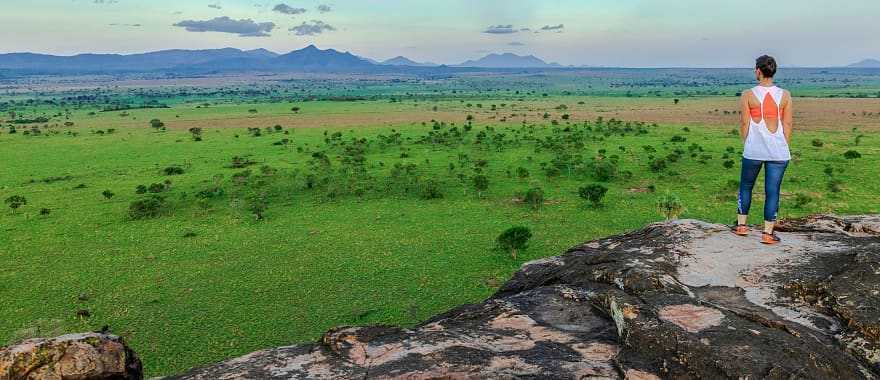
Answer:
[{"left": 749, "top": 92, "right": 779, "bottom": 120}]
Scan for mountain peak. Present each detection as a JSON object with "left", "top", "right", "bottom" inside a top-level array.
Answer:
[
  {"left": 457, "top": 52, "right": 556, "bottom": 68},
  {"left": 848, "top": 58, "right": 880, "bottom": 68}
]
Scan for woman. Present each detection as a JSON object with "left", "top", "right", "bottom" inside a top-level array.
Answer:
[{"left": 733, "top": 55, "right": 793, "bottom": 245}]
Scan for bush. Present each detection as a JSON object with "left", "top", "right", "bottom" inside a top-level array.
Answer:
[
  {"left": 828, "top": 179, "right": 844, "bottom": 193},
  {"left": 794, "top": 193, "right": 812, "bottom": 208},
  {"left": 163, "top": 166, "right": 184, "bottom": 175},
  {"left": 516, "top": 167, "right": 530, "bottom": 179},
  {"left": 591, "top": 160, "right": 617, "bottom": 182},
  {"left": 101, "top": 190, "right": 114, "bottom": 200},
  {"left": 657, "top": 192, "right": 685, "bottom": 220},
  {"left": 128, "top": 196, "right": 165, "bottom": 219},
  {"left": 39, "top": 208, "right": 51, "bottom": 215},
  {"left": 649, "top": 159, "right": 667, "bottom": 173},
  {"left": 496, "top": 226, "right": 532, "bottom": 260},
  {"left": 419, "top": 179, "right": 444, "bottom": 200},
  {"left": 5, "top": 195, "right": 27, "bottom": 214},
  {"left": 844, "top": 150, "right": 861, "bottom": 159},
  {"left": 723, "top": 160, "right": 735, "bottom": 169},
  {"left": 811, "top": 139, "right": 824, "bottom": 147},
  {"left": 523, "top": 187, "right": 544, "bottom": 209},
  {"left": 579, "top": 184, "right": 608, "bottom": 207},
  {"left": 135, "top": 185, "right": 147, "bottom": 194},
  {"left": 472, "top": 175, "right": 489, "bottom": 197},
  {"left": 149, "top": 119, "right": 164, "bottom": 131}
]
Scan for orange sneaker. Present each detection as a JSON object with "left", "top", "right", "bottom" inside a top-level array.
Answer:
[
  {"left": 761, "top": 232, "right": 781, "bottom": 245},
  {"left": 733, "top": 223, "right": 749, "bottom": 236}
]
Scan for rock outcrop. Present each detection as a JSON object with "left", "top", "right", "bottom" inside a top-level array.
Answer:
[
  {"left": 0, "top": 333, "right": 142, "bottom": 380},
  {"left": 3, "top": 215, "right": 878, "bottom": 379}
]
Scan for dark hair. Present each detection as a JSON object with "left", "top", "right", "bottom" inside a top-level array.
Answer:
[{"left": 756, "top": 55, "right": 777, "bottom": 78}]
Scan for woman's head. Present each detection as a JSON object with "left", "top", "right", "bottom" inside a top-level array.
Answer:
[{"left": 755, "top": 55, "right": 777, "bottom": 80}]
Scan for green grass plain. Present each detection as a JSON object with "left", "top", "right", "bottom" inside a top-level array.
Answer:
[{"left": 2, "top": 85, "right": 879, "bottom": 376}]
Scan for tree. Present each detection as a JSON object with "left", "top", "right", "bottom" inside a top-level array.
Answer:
[
  {"left": 473, "top": 175, "right": 489, "bottom": 198},
  {"left": 188, "top": 127, "right": 202, "bottom": 141},
  {"left": 149, "top": 119, "right": 164, "bottom": 131},
  {"left": 5, "top": 195, "right": 27, "bottom": 214},
  {"left": 579, "top": 184, "right": 608, "bottom": 207},
  {"left": 657, "top": 192, "right": 685, "bottom": 220},
  {"left": 291, "top": 106, "right": 301, "bottom": 113},
  {"left": 497, "top": 226, "right": 532, "bottom": 260},
  {"left": 523, "top": 187, "right": 544, "bottom": 209}
]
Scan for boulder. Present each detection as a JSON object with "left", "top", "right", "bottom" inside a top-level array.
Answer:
[
  {"left": 0, "top": 333, "right": 142, "bottom": 380},
  {"left": 166, "top": 215, "right": 879, "bottom": 379}
]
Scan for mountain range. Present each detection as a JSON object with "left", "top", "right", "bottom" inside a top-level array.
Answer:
[
  {"left": 0, "top": 46, "right": 562, "bottom": 75},
  {"left": 848, "top": 58, "right": 880, "bottom": 68}
]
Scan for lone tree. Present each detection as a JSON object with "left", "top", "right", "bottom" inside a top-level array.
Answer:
[
  {"left": 188, "top": 127, "right": 203, "bottom": 141},
  {"left": 657, "top": 192, "right": 685, "bottom": 220},
  {"left": 5, "top": 195, "right": 27, "bottom": 214},
  {"left": 291, "top": 106, "right": 301, "bottom": 113},
  {"left": 149, "top": 118, "right": 165, "bottom": 131},
  {"left": 473, "top": 174, "right": 489, "bottom": 198},
  {"left": 579, "top": 184, "right": 608, "bottom": 207},
  {"left": 497, "top": 226, "right": 532, "bottom": 260}
]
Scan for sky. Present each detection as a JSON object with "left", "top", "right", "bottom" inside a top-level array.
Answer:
[{"left": 1, "top": 0, "right": 878, "bottom": 67}]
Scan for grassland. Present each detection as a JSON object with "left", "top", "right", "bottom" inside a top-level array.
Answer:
[{"left": 2, "top": 71, "right": 879, "bottom": 377}]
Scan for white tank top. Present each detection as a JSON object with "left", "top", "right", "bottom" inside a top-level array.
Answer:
[{"left": 743, "top": 85, "right": 791, "bottom": 161}]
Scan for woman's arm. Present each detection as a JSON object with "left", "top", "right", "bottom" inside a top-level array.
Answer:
[
  {"left": 782, "top": 91, "right": 793, "bottom": 143},
  {"left": 740, "top": 92, "right": 751, "bottom": 143}
]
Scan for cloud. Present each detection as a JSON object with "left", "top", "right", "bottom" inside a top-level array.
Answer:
[
  {"left": 109, "top": 23, "right": 142, "bottom": 27},
  {"left": 317, "top": 4, "right": 331, "bottom": 13},
  {"left": 289, "top": 20, "right": 336, "bottom": 35},
  {"left": 540, "top": 24, "right": 565, "bottom": 32},
  {"left": 92, "top": 0, "right": 119, "bottom": 3},
  {"left": 173, "top": 16, "right": 275, "bottom": 37},
  {"left": 208, "top": 3, "right": 222, "bottom": 9},
  {"left": 273, "top": 4, "right": 307, "bottom": 15},
  {"left": 483, "top": 24, "right": 517, "bottom": 34},
  {"left": 508, "top": 42, "right": 525, "bottom": 46}
]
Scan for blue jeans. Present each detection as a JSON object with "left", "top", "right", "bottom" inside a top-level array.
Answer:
[{"left": 737, "top": 158, "right": 789, "bottom": 222}]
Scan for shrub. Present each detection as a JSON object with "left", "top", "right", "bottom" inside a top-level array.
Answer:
[
  {"left": 828, "top": 179, "right": 844, "bottom": 193},
  {"left": 247, "top": 195, "right": 268, "bottom": 220},
  {"left": 579, "top": 184, "right": 608, "bottom": 207},
  {"left": 496, "top": 226, "right": 532, "bottom": 260},
  {"left": 5, "top": 195, "right": 27, "bottom": 214},
  {"left": 523, "top": 187, "right": 544, "bottom": 209},
  {"left": 591, "top": 160, "right": 617, "bottom": 182},
  {"left": 163, "top": 166, "right": 184, "bottom": 175},
  {"left": 149, "top": 119, "right": 164, "bottom": 131},
  {"left": 419, "top": 179, "right": 444, "bottom": 200},
  {"left": 723, "top": 160, "right": 735, "bottom": 169},
  {"left": 188, "top": 127, "right": 202, "bottom": 141},
  {"left": 516, "top": 167, "right": 530, "bottom": 179},
  {"left": 649, "top": 159, "right": 667, "bottom": 173},
  {"left": 657, "top": 192, "right": 685, "bottom": 220},
  {"left": 472, "top": 175, "right": 489, "bottom": 198},
  {"left": 794, "top": 193, "right": 812, "bottom": 208},
  {"left": 670, "top": 135, "right": 687, "bottom": 143},
  {"left": 101, "top": 190, "right": 114, "bottom": 200},
  {"left": 843, "top": 150, "right": 861, "bottom": 159},
  {"left": 39, "top": 208, "right": 51, "bottom": 215},
  {"left": 811, "top": 139, "right": 824, "bottom": 147},
  {"left": 128, "top": 196, "right": 165, "bottom": 219},
  {"left": 148, "top": 182, "right": 169, "bottom": 193}
]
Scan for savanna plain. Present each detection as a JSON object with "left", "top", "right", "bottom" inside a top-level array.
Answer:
[{"left": 1, "top": 68, "right": 879, "bottom": 377}]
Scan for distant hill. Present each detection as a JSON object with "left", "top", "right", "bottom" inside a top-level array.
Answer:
[
  {"left": 0, "top": 48, "right": 278, "bottom": 72},
  {"left": 456, "top": 53, "right": 561, "bottom": 68},
  {"left": 272, "top": 45, "right": 374, "bottom": 70},
  {"left": 380, "top": 56, "right": 437, "bottom": 67},
  {"left": 848, "top": 59, "right": 880, "bottom": 68}
]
